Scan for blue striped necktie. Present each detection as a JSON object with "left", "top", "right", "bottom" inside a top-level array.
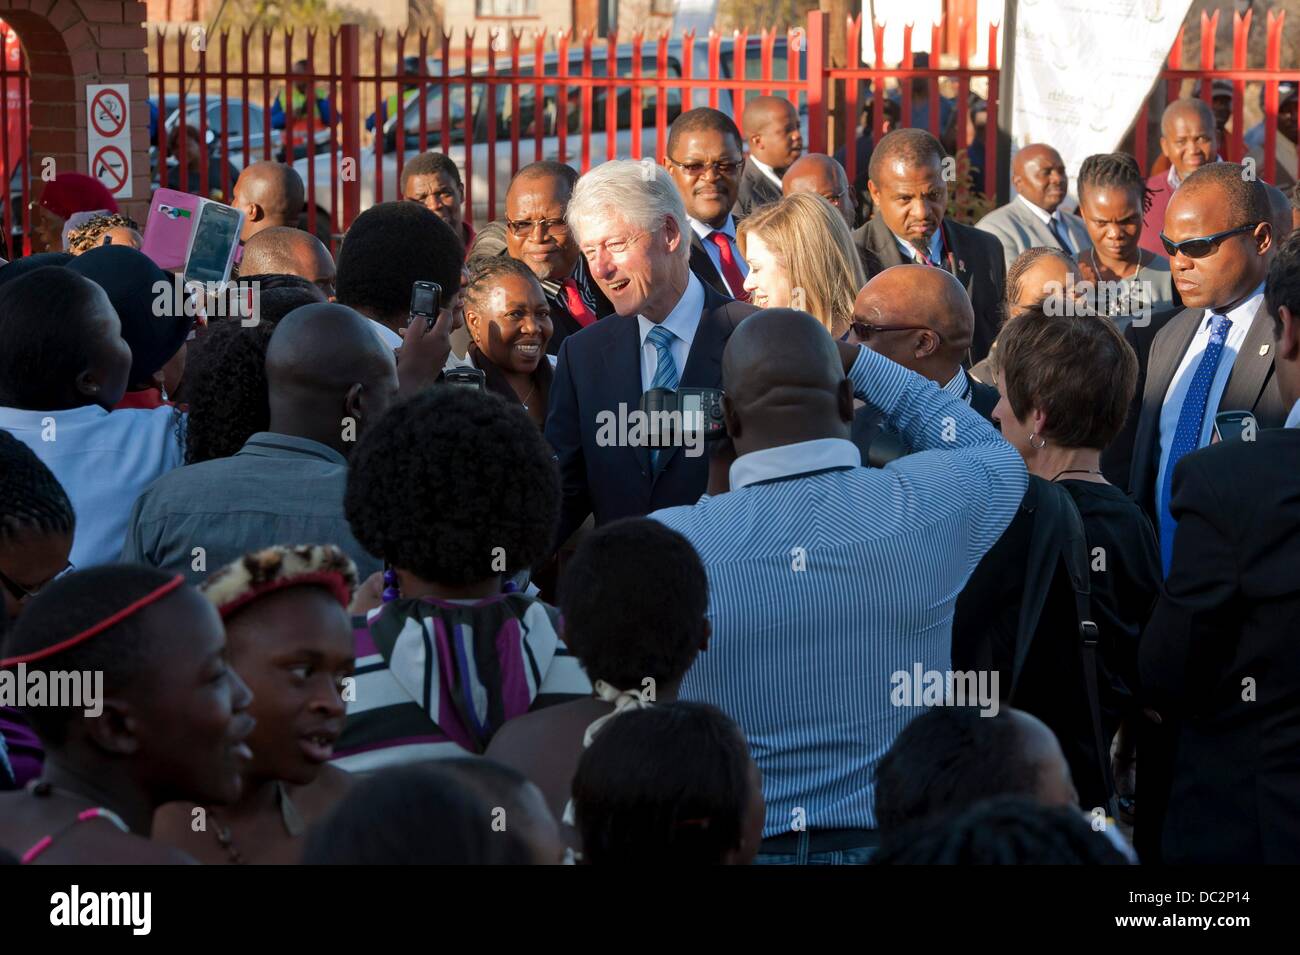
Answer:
[
  {"left": 1047, "top": 216, "right": 1071, "bottom": 253},
  {"left": 646, "top": 324, "right": 679, "bottom": 469},
  {"left": 1159, "top": 313, "right": 1232, "bottom": 575}
]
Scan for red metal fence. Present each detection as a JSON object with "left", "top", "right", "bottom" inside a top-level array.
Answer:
[{"left": 2, "top": 8, "right": 1298, "bottom": 259}]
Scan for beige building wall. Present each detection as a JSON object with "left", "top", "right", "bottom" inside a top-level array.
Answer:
[{"left": 441, "top": 0, "right": 573, "bottom": 43}]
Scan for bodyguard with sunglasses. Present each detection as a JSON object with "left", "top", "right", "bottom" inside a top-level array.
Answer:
[{"left": 1110, "top": 162, "right": 1287, "bottom": 573}]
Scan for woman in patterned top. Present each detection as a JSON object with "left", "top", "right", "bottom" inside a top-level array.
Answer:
[{"left": 335, "top": 386, "right": 590, "bottom": 772}]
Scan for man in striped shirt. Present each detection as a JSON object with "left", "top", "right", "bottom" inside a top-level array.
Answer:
[{"left": 652, "top": 308, "right": 1027, "bottom": 864}]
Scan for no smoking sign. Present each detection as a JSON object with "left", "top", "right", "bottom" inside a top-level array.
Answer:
[{"left": 86, "top": 83, "right": 133, "bottom": 198}]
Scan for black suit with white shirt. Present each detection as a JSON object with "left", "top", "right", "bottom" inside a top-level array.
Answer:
[{"left": 1104, "top": 296, "right": 1287, "bottom": 526}]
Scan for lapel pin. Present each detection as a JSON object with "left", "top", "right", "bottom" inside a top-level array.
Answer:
[{"left": 1260, "top": 343, "right": 1270, "bottom": 357}]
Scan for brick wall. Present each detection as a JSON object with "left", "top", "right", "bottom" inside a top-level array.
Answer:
[{"left": 1, "top": 0, "right": 151, "bottom": 228}]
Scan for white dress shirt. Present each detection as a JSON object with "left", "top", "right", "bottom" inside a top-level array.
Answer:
[
  {"left": 892, "top": 227, "right": 944, "bottom": 266},
  {"left": 1017, "top": 193, "right": 1074, "bottom": 253},
  {"left": 0, "top": 404, "right": 184, "bottom": 567},
  {"left": 1286, "top": 397, "right": 1300, "bottom": 429},
  {"left": 369, "top": 318, "right": 403, "bottom": 350},
  {"left": 748, "top": 155, "right": 784, "bottom": 188},
  {"left": 637, "top": 273, "right": 705, "bottom": 392},
  {"left": 1156, "top": 284, "right": 1265, "bottom": 538},
  {"left": 689, "top": 214, "right": 748, "bottom": 296}
]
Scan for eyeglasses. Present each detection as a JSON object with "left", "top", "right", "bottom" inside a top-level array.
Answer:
[
  {"left": 0, "top": 561, "right": 75, "bottom": 603},
  {"left": 667, "top": 157, "right": 744, "bottom": 179},
  {"left": 1159, "top": 223, "right": 1260, "bottom": 259},
  {"left": 850, "top": 321, "right": 943, "bottom": 342},
  {"left": 580, "top": 231, "right": 649, "bottom": 260},
  {"left": 505, "top": 217, "right": 569, "bottom": 238}
]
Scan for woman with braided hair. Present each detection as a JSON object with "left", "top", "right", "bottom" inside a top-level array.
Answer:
[
  {"left": 0, "top": 565, "right": 255, "bottom": 862},
  {"left": 0, "top": 431, "right": 77, "bottom": 788},
  {"left": 1075, "top": 152, "right": 1178, "bottom": 329}
]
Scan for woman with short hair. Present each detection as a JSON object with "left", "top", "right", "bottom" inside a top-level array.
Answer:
[
  {"left": 954, "top": 302, "right": 1161, "bottom": 847},
  {"left": 737, "top": 193, "right": 866, "bottom": 337}
]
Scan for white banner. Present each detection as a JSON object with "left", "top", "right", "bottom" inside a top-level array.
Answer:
[{"left": 1011, "top": 0, "right": 1193, "bottom": 185}]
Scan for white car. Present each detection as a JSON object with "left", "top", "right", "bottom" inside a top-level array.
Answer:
[{"left": 295, "top": 36, "right": 806, "bottom": 235}]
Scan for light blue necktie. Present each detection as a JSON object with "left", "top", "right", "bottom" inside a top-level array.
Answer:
[
  {"left": 1159, "top": 313, "right": 1232, "bottom": 575},
  {"left": 646, "top": 324, "right": 679, "bottom": 469}
]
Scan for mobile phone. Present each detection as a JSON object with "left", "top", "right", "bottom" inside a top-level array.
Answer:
[
  {"left": 1212, "top": 410, "right": 1256, "bottom": 443},
  {"left": 410, "top": 280, "right": 443, "bottom": 332},
  {"left": 183, "top": 201, "right": 245, "bottom": 286},
  {"left": 441, "top": 367, "right": 486, "bottom": 391},
  {"left": 141, "top": 188, "right": 202, "bottom": 271}
]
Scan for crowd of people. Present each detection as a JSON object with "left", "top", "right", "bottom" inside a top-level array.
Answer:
[{"left": 1, "top": 90, "right": 1299, "bottom": 866}]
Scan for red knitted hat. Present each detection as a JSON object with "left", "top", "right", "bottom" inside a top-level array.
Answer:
[{"left": 38, "top": 172, "right": 119, "bottom": 220}]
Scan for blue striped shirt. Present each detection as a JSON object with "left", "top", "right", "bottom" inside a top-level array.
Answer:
[{"left": 651, "top": 345, "right": 1027, "bottom": 836}]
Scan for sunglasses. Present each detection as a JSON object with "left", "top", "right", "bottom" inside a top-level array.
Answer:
[
  {"left": 850, "top": 321, "right": 943, "bottom": 343},
  {"left": 1159, "top": 223, "right": 1260, "bottom": 259},
  {"left": 0, "top": 561, "right": 75, "bottom": 603}
]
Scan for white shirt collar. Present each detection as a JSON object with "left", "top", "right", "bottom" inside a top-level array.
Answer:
[
  {"left": 369, "top": 318, "right": 404, "bottom": 350},
  {"left": 0, "top": 403, "right": 108, "bottom": 425},
  {"left": 1017, "top": 192, "right": 1060, "bottom": 227},
  {"left": 892, "top": 227, "right": 944, "bottom": 266},
  {"left": 690, "top": 214, "right": 738, "bottom": 243},
  {"left": 729, "top": 437, "right": 861, "bottom": 491},
  {"left": 1286, "top": 397, "right": 1300, "bottom": 430},
  {"left": 1204, "top": 283, "right": 1266, "bottom": 328},
  {"left": 637, "top": 272, "right": 705, "bottom": 350},
  {"left": 748, "top": 155, "right": 784, "bottom": 188}
]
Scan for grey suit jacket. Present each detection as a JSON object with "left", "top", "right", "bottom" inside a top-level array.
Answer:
[
  {"left": 975, "top": 198, "right": 1092, "bottom": 264},
  {"left": 734, "top": 157, "right": 783, "bottom": 219},
  {"left": 1124, "top": 301, "right": 1288, "bottom": 523}
]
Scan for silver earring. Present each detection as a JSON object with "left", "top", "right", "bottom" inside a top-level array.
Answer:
[{"left": 1028, "top": 432, "right": 1046, "bottom": 450}]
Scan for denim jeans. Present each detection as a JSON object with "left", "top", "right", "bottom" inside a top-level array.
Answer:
[{"left": 754, "top": 829, "right": 876, "bottom": 865}]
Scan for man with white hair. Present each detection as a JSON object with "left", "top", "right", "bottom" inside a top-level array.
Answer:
[{"left": 545, "top": 159, "right": 756, "bottom": 544}]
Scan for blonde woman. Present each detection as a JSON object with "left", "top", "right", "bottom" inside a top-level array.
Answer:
[{"left": 737, "top": 193, "right": 866, "bottom": 337}]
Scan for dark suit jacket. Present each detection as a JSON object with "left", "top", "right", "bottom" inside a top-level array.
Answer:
[
  {"left": 1100, "top": 305, "right": 1180, "bottom": 488},
  {"left": 733, "top": 157, "right": 783, "bottom": 219},
  {"left": 852, "top": 215, "right": 1007, "bottom": 364},
  {"left": 689, "top": 230, "right": 733, "bottom": 299},
  {"left": 545, "top": 265, "right": 615, "bottom": 357},
  {"left": 1108, "top": 301, "right": 1287, "bottom": 524},
  {"left": 1139, "top": 427, "right": 1300, "bottom": 863},
  {"left": 850, "top": 370, "right": 997, "bottom": 467},
  {"left": 545, "top": 282, "right": 756, "bottom": 543}
]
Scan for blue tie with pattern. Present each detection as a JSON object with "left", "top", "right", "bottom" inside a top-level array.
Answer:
[
  {"left": 1047, "top": 216, "right": 1071, "bottom": 254},
  {"left": 646, "top": 324, "right": 679, "bottom": 469},
  {"left": 1159, "top": 313, "right": 1232, "bottom": 575}
]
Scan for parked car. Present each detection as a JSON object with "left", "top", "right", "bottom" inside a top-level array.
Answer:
[
  {"left": 164, "top": 96, "right": 333, "bottom": 173},
  {"left": 295, "top": 36, "right": 807, "bottom": 231}
]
